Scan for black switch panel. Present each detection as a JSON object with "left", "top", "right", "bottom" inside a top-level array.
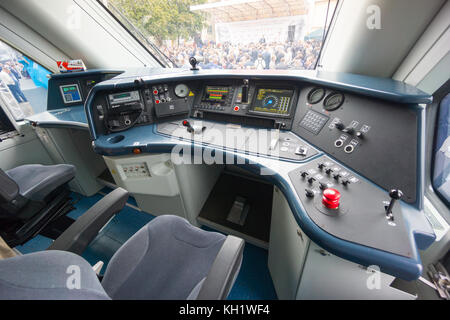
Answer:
[
  {"left": 293, "top": 86, "right": 418, "bottom": 204},
  {"left": 289, "top": 156, "right": 413, "bottom": 257}
]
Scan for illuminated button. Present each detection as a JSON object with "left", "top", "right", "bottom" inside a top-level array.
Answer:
[
  {"left": 133, "top": 148, "right": 142, "bottom": 154},
  {"left": 153, "top": 90, "right": 158, "bottom": 95},
  {"left": 322, "top": 188, "right": 341, "bottom": 209},
  {"left": 234, "top": 106, "right": 240, "bottom": 111},
  {"left": 155, "top": 99, "right": 160, "bottom": 104}
]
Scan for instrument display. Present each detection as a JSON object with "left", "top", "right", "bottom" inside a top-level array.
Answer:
[
  {"left": 202, "top": 85, "right": 231, "bottom": 103},
  {"left": 108, "top": 90, "right": 140, "bottom": 107},
  {"left": 60, "top": 84, "right": 82, "bottom": 104},
  {"left": 174, "top": 83, "right": 190, "bottom": 98},
  {"left": 323, "top": 92, "right": 345, "bottom": 111},
  {"left": 251, "top": 88, "right": 294, "bottom": 116}
]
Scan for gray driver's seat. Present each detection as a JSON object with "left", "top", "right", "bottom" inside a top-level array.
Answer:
[
  {"left": 0, "top": 188, "right": 244, "bottom": 300},
  {"left": 0, "top": 164, "right": 76, "bottom": 247}
]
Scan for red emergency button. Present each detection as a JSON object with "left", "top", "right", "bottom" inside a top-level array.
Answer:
[
  {"left": 322, "top": 188, "right": 341, "bottom": 209},
  {"left": 234, "top": 106, "right": 240, "bottom": 111},
  {"left": 155, "top": 99, "right": 160, "bottom": 104}
]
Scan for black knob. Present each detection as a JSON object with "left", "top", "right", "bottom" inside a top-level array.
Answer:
[
  {"left": 319, "top": 182, "right": 327, "bottom": 190},
  {"left": 333, "top": 173, "right": 341, "bottom": 180},
  {"left": 335, "top": 122, "right": 345, "bottom": 130},
  {"left": 318, "top": 163, "right": 326, "bottom": 170},
  {"left": 301, "top": 171, "right": 309, "bottom": 178},
  {"left": 343, "top": 127, "right": 355, "bottom": 135},
  {"left": 307, "top": 177, "right": 316, "bottom": 184},
  {"left": 389, "top": 189, "right": 403, "bottom": 200},
  {"left": 325, "top": 168, "right": 333, "bottom": 175},
  {"left": 385, "top": 189, "right": 403, "bottom": 220},
  {"left": 305, "top": 188, "right": 315, "bottom": 198},
  {"left": 341, "top": 179, "right": 350, "bottom": 186}
]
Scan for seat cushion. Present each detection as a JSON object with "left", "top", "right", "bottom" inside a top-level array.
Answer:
[
  {"left": 6, "top": 164, "right": 75, "bottom": 201},
  {"left": 101, "top": 215, "right": 226, "bottom": 300},
  {"left": 0, "top": 250, "right": 110, "bottom": 300}
]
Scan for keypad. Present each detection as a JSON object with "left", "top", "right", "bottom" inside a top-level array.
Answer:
[{"left": 299, "top": 110, "right": 329, "bottom": 135}]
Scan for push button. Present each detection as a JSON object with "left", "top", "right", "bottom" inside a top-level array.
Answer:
[{"left": 322, "top": 188, "right": 341, "bottom": 209}]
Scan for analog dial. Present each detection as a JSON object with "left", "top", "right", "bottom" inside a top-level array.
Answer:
[
  {"left": 307, "top": 88, "right": 326, "bottom": 104},
  {"left": 174, "top": 84, "right": 189, "bottom": 98},
  {"left": 323, "top": 92, "right": 344, "bottom": 111}
]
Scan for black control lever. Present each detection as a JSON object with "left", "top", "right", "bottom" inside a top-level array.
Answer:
[
  {"left": 241, "top": 79, "right": 249, "bottom": 103},
  {"left": 182, "top": 120, "right": 195, "bottom": 133},
  {"left": 385, "top": 189, "right": 403, "bottom": 220}
]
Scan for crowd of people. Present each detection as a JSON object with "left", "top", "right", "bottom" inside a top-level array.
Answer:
[
  {"left": 0, "top": 60, "right": 29, "bottom": 103},
  {"left": 162, "top": 39, "right": 322, "bottom": 70}
]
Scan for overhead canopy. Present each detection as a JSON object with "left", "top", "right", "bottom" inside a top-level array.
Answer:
[{"left": 191, "top": 0, "right": 310, "bottom": 23}]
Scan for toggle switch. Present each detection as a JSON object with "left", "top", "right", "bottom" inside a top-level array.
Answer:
[
  {"left": 307, "top": 177, "right": 316, "bottom": 184},
  {"left": 305, "top": 188, "right": 315, "bottom": 198}
]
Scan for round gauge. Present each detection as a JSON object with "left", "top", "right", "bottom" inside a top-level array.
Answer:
[
  {"left": 307, "top": 88, "right": 326, "bottom": 104},
  {"left": 174, "top": 84, "right": 189, "bottom": 98},
  {"left": 262, "top": 95, "right": 279, "bottom": 108},
  {"left": 323, "top": 92, "right": 345, "bottom": 111}
]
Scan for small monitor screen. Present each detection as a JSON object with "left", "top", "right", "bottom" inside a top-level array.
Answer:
[
  {"left": 202, "top": 86, "right": 230, "bottom": 103},
  {"left": 60, "top": 84, "right": 82, "bottom": 104},
  {"left": 108, "top": 90, "right": 140, "bottom": 106},
  {"left": 252, "top": 88, "right": 294, "bottom": 115}
]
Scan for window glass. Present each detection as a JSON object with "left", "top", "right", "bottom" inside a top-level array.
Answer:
[
  {"left": 103, "top": 0, "right": 338, "bottom": 70},
  {"left": 0, "top": 40, "right": 51, "bottom": 121},
  {"left": 433, "top": 93, "right": 450, "bottom": 206}
]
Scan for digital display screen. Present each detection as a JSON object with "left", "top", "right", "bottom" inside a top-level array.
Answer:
[
  {"left": 60, "top": 84, "right": 82, "bottom": 104},
  {"left": 108, "top": 91, "right": 140, "bottom": 106},
  {"left": 202, "top": 86, "right": 230, "bottom": 103},
  {"left": 251, "top": 88, "right": 294, "bottom": 115}
]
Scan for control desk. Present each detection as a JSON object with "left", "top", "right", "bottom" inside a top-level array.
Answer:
[{"left": 83, "top": 68, "right": 434, "bottom": 280}]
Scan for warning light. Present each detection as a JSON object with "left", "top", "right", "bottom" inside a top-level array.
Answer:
[{"left": 133, "top": 148, "right": 142, "bottom": 155}]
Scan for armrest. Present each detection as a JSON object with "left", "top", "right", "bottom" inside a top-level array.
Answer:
[
  {"left": 197, "top": 235, "right": 245, "bottom": 300},
  {"left": 47, "top": 187, "right": 129, "bottom": 255}
]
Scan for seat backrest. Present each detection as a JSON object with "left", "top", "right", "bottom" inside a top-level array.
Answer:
[
  {"left": 0, "top": 250, "right": 110, "bottom": 300},
  {"left": 0, "top": 168, "right": 19, "bottom": 204},
  {"left": 101, "top": 215, "right": 226, "bottom": 300}
]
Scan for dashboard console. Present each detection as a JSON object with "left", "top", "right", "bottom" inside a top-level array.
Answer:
[
  {"left": 90, "top": 76, "right": 419, "bottom": 203},
  {"left": 83, "top": 69, "right": 434, "bottom": 280}
]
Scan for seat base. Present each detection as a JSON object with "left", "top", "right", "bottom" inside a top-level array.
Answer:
[{"left": 0, "top": 188, "right": 75, "bottom": 247}]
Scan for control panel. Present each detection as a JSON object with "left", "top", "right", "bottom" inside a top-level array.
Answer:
[
  {"left": 47, "top": 70, "right": 122, "bottom": 110},
  {"left": 289, "top": 155, "right": 413, "bottom": 257},
  {"left": 151, "top": 83, "right": 194, "bottom": 117},
  {"left": 121, "top": 162, "right": 151, "bottom": 178},
  {"left": 292, "top": 86, "right": 418, "bottom": 204},
  {"left": 103, "top": 90, "right": 146, "bottom": 132},
  {"left": 157, "top": 120, "right": 319, "bottom": 161},
  {"left": 93, "top": 81, "right": 197, "bottom": 134},
  {"left": 192, "top": 80, "right": 299, "bottom": 130},
  {"left": 90, "top": 78, "right": 420, "bottom": 206}
]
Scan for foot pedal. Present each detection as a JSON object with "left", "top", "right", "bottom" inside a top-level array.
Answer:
[{"left": 227, "top": 196, "right": 249, "bottom": 226}]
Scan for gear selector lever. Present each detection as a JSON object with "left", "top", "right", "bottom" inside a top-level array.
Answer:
[{"left": 385, "top": 189, "right": 403, "bottom": 221}]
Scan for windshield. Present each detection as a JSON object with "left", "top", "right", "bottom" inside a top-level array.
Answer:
[{"left": 102, "top": 0, "right": 338, "bottom": 70}]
